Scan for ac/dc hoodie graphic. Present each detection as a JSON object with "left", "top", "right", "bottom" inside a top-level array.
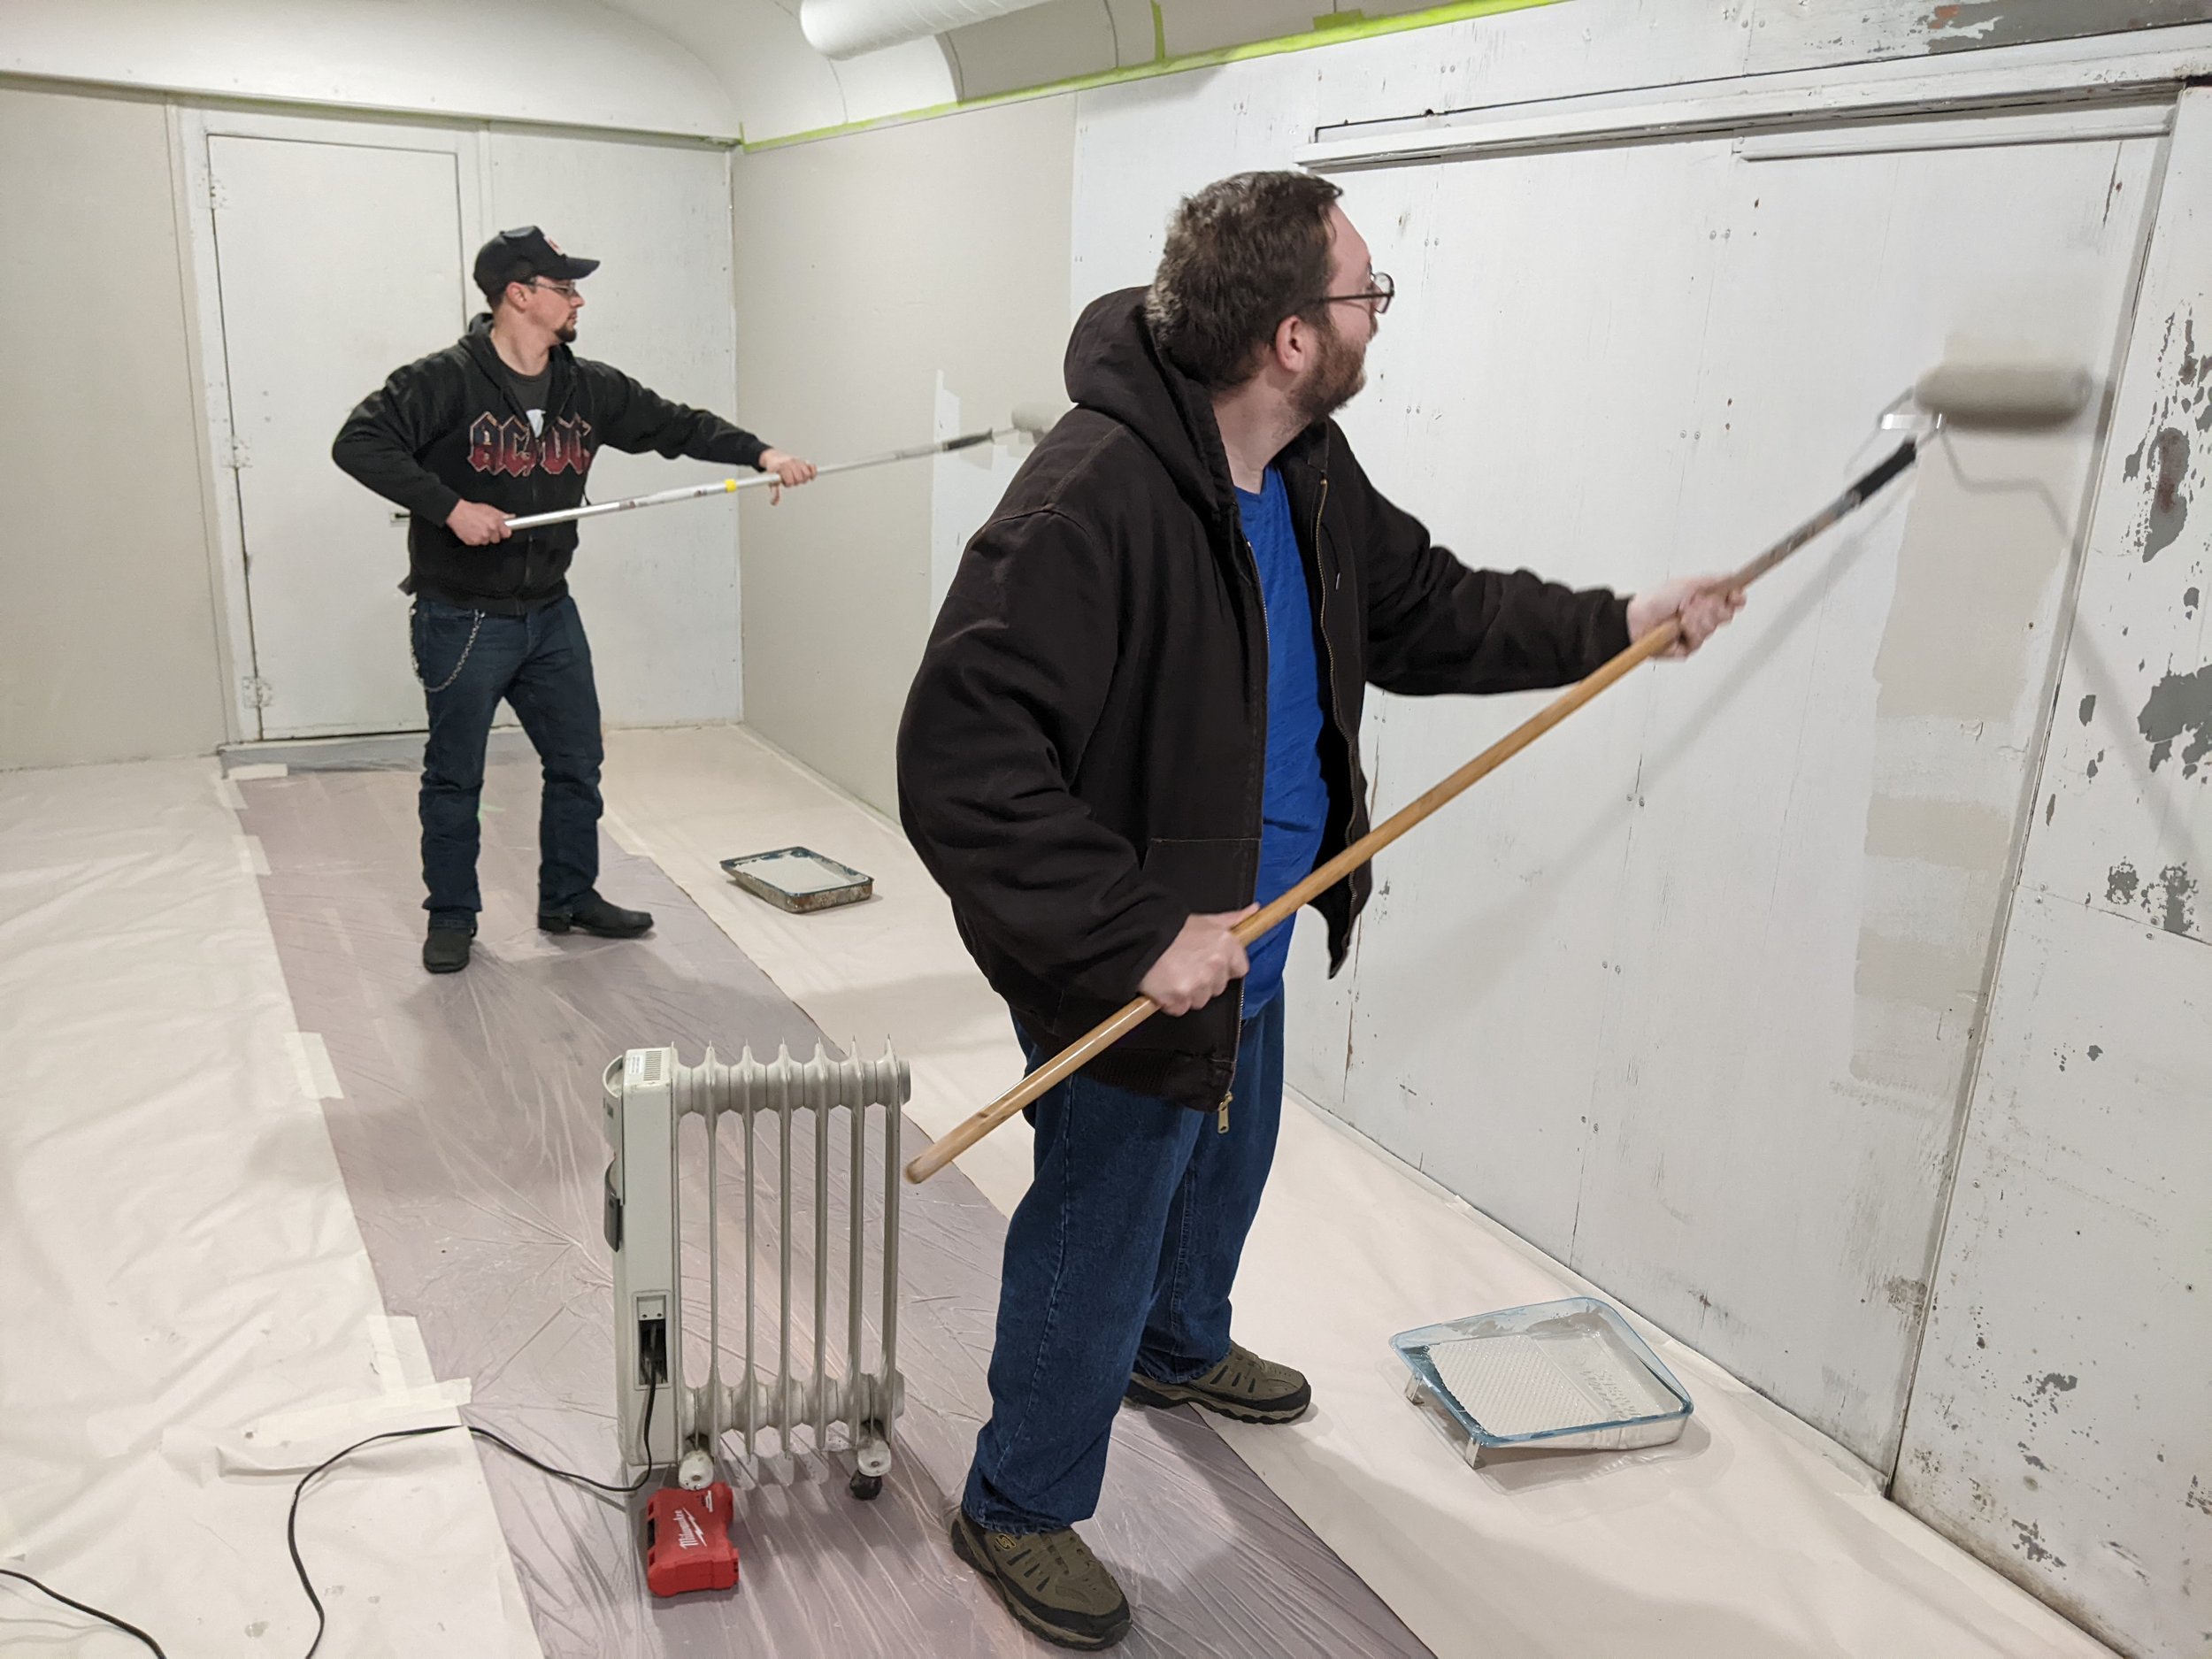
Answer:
[{"left": 334, "top": 314, "right": 767, "bottom": 614}]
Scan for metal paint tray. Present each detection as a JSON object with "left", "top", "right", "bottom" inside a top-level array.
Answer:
[
  {"left": 718, "top": 846, "right": 873, "bottom": 913},
  {"left": 1393, "top": 1295, "right": 1692, "bottom": 1466}
]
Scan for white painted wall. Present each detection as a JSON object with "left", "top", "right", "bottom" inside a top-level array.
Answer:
[
  {"left": 729, "top": 96, "right": 1074, "bottom": 813},
  {"left": 1895, "top": 88, "right": 2212, "bottom": 1659},
  {"left": 0, "top": 81, "right": 229, "bottom": 770}
]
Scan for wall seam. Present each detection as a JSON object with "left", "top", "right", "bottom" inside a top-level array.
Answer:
[{"left": 1882, "top": 111, "right": 2186, "bottom": 1493}]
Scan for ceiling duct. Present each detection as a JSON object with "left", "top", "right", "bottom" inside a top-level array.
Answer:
[{"left": 799, "top": 0, "right": 1061, "bottom": 59}]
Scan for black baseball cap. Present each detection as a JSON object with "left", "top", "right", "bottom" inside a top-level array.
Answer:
[{"left": 473, "top": 226, "right": 600, "bottom": 300}]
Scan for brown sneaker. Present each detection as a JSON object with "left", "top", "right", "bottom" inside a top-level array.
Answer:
[
  {"left": 949, "top": 1510, "right": 1132, "bottom": 1651},
  {"left": 1124, "top": 1341, "right": 1311, "bottom": 1424}
]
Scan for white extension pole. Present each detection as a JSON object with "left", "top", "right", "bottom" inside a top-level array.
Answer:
[{"left": 503, "top": 424, "right": 1028, "bottom": 532}]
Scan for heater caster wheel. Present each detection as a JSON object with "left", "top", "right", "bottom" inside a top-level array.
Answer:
[{"left": 849, "top": 1471, "right": 884, "bottom": 1502}]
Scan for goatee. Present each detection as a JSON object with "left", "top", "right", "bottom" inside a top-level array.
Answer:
[{"left": 557, "top": 319, "right": 578, "bottom": 344}]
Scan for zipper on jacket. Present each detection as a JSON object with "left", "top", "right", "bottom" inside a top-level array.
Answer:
[
  {"left": 1309, "top": 468, "right": 1352, "bottom": 836},
  {"left": 1310, "top": 473, "right": 1339, "bottom": 722},
  {"left": 1303, "top": 460, "right": 1364, "bottom": 966},
  {"left": 479, "top": 344, "right": 569, "bottom": 591},
  {"left": 1221, "top": 520, "right": 1267, "bottom": 1131}
]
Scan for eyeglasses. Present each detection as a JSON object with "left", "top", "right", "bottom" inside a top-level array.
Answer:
[
  {"left": 1319, "top": 271, "right": 1394, "bottom": 316},
  {"left": 528, "top": 279, "right": 583, "bottom": 301}
]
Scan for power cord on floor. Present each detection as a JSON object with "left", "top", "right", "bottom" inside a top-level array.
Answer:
[
  {"left": 0, "top": 1371, "right": 661, "bottom": 1659},
  {"left": 0, "top": 1567, "right": 170, "bottom": 1657}
]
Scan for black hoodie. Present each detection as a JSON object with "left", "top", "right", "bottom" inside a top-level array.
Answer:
[
  {"left": 896, "top": 288, "right": 1631, "bottom": 1110},
  {"left": 332, "top": 315, "right": 768, "bottom": 614}
]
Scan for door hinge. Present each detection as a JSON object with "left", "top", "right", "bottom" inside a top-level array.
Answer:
[{"left": 241, "top": 676, "right": 273, "bottom": 710}]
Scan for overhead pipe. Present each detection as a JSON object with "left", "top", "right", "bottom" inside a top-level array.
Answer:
[{"left": 800, "top": 0, "right": 1061, "bottom": 59}]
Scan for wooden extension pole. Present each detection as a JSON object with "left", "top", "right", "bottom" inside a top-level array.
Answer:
[{"left": 902, "top": 437, "right": 1920, "bottom": 1185}]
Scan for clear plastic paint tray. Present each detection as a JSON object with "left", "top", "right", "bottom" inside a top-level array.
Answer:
[
  {"left": 719, "top": 847, "right": 873, "bottom": 913},
  {"left": 1393, "top": 1296, "right": 1693, "bottom": 1466}
]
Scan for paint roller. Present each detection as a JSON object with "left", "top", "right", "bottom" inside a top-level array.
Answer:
[
  {"left": 902, "top": 362, "right": 2094, "bottom": 1186},
  {"left": 502, "top": 402, "right": 1069, "bottom": 532}
]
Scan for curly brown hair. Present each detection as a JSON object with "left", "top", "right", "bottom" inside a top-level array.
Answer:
[{"left": 1144, "top": 171, "right": 1344, "bottom": 391}]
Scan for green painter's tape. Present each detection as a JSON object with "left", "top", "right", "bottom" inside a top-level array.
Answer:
[{"left": 742, "top": 0, "right": 1564, "bottom": 151}]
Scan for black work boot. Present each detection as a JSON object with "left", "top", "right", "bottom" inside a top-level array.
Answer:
[
  {"left": 1124, "top": 1342, "right": 1311, "bottom": 1425},
  {"left": 537, "top": 891, "right": 653, "bottom": 938},
  {"left": 422, "top": 920, "right": 473, "bottom": 974},
  {"left": 950, "top": 1511, "right": 1131, "bottom": 1651}
]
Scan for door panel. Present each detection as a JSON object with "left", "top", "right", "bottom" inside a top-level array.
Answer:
[{"left": 211, "top": 134, "right": 467, "bottom": 739}]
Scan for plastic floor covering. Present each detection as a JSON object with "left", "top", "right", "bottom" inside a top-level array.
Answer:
[
  {"left": 233, "top": 754, "right": 1432, "bottom": 1657},
  {"left": 0, "top": 734, "right": 2119, "bottom": 1658}
]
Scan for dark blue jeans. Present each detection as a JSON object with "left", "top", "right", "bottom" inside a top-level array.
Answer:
[
  {"left": 412, "top": 594, "right": 603, "bottom": 925},
  {"left": 963, "top": 994, "right": 1286, "bottom": 1534}
]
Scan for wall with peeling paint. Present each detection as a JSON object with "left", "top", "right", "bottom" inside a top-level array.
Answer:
[
  {"left": 1896, "top": 85, "right": 2212, "bottom": 1659},
  {"left": 1746, "top": 0, "right": 2212, "bottom": 73},
  {"left": 1064, "top": 21, "right": 2206, "bottom": 1659}
]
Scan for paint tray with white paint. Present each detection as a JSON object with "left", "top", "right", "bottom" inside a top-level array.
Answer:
[
  {"left": 1394, "top": 1296, "right": 1692, "bottom": 1465},
  {"left": 720, "top": 846, "right": 874, "bottom": 912}
]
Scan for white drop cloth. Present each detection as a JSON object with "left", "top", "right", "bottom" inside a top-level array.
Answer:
[{"left": 0, "top": 759, "right": 536, "bottom": 1657}]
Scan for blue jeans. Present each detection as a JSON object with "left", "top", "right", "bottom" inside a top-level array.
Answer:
[
  {"left": 963, "top": 994, "right": 1286, "bottom": 1534},
  {"left": 411, "top": 594, "right": 603, "bottom": 924}
]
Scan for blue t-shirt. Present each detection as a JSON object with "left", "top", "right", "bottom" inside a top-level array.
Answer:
[{"left": 1234, "top": 467, "right": 1330, "bottom": 1011}]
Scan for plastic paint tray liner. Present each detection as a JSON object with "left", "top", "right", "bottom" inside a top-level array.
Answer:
[
  {"left": 719, "top": 847, "right": 873, "bottom": 913},
  {"left": 1393, "top": 1296, "right": 1692, "bottom": 1464}
]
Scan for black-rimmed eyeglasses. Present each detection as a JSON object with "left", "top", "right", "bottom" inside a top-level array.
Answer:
[{"left": 1319, "top": 271, "right": 1394, "bottom": 316}]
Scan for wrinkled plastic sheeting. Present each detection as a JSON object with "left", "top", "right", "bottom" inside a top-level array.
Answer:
[
  {"left": 0, "top": 758, "right": 534, "bottom": 1657},
  {"left": 237, "top": 755, "right": 1433, "bottom": 1658}
]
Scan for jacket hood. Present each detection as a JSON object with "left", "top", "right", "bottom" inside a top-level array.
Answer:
[
  {"left": 463, "top": 311, "right": 498, "bottom": 372},
  {"left": 1064, "top": 288, "right": 1238, "bottom": 526},
  {"left": 1064, "top": 288, "right": 1334, "bottom": 522},
  {"left": 460, "top": 312, "right": 574, "bottom": 384}
]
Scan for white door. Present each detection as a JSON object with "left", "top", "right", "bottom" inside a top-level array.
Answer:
[{"left": 210, "top": 135, "right": 471, "bottom": 739}]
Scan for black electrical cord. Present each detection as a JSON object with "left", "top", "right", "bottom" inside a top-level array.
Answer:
[
  {"left": 290, "top": 1370, "right": 660, "bottom": 1657},
  {"left": 0, "top": 1371, "right": 660, "bottom": 1659},
  {"left": 0, "top": 1567, "right": 168, "bottom": 1656}
]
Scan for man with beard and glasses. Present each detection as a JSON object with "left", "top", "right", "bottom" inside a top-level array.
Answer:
[
  {"left": 897, "top": 172, "right": 1740, "bottom": 1650},
  {"left": 334, "top": 227, "right": 817, "bottom": 975}
]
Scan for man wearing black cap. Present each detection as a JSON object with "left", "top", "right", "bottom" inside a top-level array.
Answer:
[{"left": 334, "top": 227, "right": 816, "bottom": 974}]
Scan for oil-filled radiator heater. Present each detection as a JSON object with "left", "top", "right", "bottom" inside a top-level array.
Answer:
[{"left": 602, "top": 1041, "right": 909, "bottom": 1594}]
